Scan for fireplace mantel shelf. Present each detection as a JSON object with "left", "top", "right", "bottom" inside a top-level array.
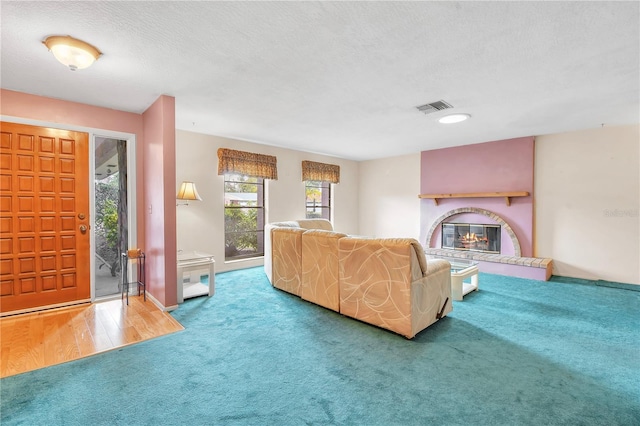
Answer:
[{"left": 418, "top": 191, "right": 530, "bottom": 206}]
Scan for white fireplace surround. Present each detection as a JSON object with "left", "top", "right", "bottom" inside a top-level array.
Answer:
[{"left": 425, "top": 207, "right": 522, "bottom": 257}]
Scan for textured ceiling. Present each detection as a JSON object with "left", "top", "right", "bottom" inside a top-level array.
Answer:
[{"left": 1, "top": 1, "right": 638, "bottom": 161}]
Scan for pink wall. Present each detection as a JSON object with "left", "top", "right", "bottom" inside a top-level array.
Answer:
[
  {"left": 1, "top": 89, "right": 178, "bottom": 308},
  {"left": 1, "top": 89, "right": 144, "bottom": 136},
  {"left": 420, "top": 137, "right": 535, "bottom": 257},
  {"left": 1, "top": 89, "right": 147, "bottom": 251},
  {"left": 142, "top": 96, "right": 177, "bottom": 307}
]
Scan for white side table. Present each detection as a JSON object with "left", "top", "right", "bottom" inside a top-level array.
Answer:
[
  {"left": 177, "top": 251, "right": 215, "bottom": 303},
  {"left": 450, "top": 260, "right": 479, "bottom": 301}
]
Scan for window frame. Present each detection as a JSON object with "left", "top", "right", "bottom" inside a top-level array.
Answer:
[
  {"left": 223, "top": 173, "right": 265, "bottom": 261},
  {"left": 305, "top": 180, "right": 331, "bottom": 220}
]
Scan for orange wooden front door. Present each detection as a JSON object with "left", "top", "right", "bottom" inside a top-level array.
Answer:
[{"left": 0, "top": 122, "right": 90, "bottom": 314}]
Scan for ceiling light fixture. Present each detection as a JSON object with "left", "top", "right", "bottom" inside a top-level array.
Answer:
[
  {"left": 438, "top": 113, "right": 471, "bottom": 124},
  {"left": 43, "top": 35, "right": 102, "bottom": 71}
]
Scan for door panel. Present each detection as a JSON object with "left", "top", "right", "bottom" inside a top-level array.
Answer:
[{"left": 0, "top": 122, "right": 90, "bottom": 314}]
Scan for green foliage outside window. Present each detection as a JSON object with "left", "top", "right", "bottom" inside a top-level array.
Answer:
[
  {"left": 305, "top": 180, "right": 330, "bottom": 220},
  {"left": 224, "top": 208, "right": 259, "bottom": 257},
  {"left": 224, "top": 174, "right": 263, "bottom": 259},
  {"left": 95, "top": 174, "right": 120, "bottom": 276},
  {"left": 102, "top": 199, "right": 119, "bottom": 249}
]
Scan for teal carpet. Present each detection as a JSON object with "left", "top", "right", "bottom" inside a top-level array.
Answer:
[{"left": 1, "top": 267, "right": 639, "bottom": 425}]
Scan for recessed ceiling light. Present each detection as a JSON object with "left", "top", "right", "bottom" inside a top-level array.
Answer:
[{"left": 438, "top": 113, "right": 471, "bottom": 124}]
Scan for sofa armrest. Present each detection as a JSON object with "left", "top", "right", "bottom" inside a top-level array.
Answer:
[
  {"left": 271, "top": 227, "right": 305, "bottom": 296},
  {"left": 409, "top": 261, "right": 452, "bottom": 337},
  {"left": 426, "top": 259, "right": 451, "bottom": 275},
  {"left": 264, "top": 221, "right": 310, "bottom": 283}
]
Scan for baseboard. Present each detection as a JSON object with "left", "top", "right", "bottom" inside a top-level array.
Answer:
[
  {"left": 596, "top": 280, "right": 640, "bottom": 292},
  {"left": 550, "top": 275, "right": 640, "bottom": 292},
  {"left": 0, "top": 299, "right": 91, "bottom": 317},
  {"left": 144, "top": 291, "right": 179, "bottom": 312}
]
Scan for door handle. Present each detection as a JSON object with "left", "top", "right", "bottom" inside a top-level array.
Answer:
[{"left": 79, "top": 224, "right": 88, "bottom": 234}]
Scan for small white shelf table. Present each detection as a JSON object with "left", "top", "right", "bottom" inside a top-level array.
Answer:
[
  {"left": 177, "top": 251, "right": 215, "bottom": 303},
  {"left": 449, "top": 259, "right": 479, "bottom": 301}
]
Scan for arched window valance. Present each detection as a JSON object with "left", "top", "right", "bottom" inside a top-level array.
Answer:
[
  {"left": 217, "top": 148, "right": 278, "bottom": 180},
  {"left": 301, "top": 160, "right": 340, "bottom": 184}
]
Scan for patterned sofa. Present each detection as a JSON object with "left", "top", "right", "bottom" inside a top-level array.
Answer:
[
  {"left": 266, "top": 221, "right": 452, "bottom": 339},
  {"left": 264, "top": 219, "right": 334, "bottom": 285}
]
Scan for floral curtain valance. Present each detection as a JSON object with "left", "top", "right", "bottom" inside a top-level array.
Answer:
[
  {"left": 301, "top": 160, "right": 340, "bottom": 184},
  {"left": 217, "top": 148, "right": 278, "bottom": 180}
]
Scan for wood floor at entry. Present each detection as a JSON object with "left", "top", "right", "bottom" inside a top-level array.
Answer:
[{"left": 0, "top": 296, "right": 184, "bottom": 378}]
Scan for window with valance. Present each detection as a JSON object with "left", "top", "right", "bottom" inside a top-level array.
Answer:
[
  {"left": 217, "top": 148, "right": 278, "bottom": 180},
  {"left": 217, "top": 148, "right": 274, "bottom": 261},
  {"left": 302, "top": 161, "right": 338, "bottom": 220},
  {"left": 301, "top": 160, "right": 340, "bottom": 184}
]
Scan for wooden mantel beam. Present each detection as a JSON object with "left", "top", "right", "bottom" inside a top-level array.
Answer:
[{"left": 418, "top": 191, "right": 530, "bottom": 206}]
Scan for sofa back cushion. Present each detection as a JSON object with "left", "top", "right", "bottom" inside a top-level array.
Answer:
[
  {"left": 339, "top": 237, "right": 419, "bottom": 337},
  {"left": 301, "top": 229, "right": 347, "bottom": 312},
  {"left": 271, "top": 227, "right": 305, "bottom": 296},
  {"left": 295, "top": 219, "right": 333, "bottom": 231},
  {"left": 264, "top": 219, "right": 333, "bottom": 283}
]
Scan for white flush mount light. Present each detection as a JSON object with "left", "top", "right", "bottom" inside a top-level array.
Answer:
[
  {"left": 43, "top": 35, "right": 102, "bottom": 71},
  {"left": 438, "top": 113, "right": 471, "bottom": 124}
]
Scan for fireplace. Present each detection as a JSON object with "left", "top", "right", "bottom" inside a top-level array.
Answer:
[{"left": 442, "top": 223, "right": 501, "bottom": 254}]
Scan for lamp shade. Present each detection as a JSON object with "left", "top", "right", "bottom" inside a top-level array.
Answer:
[
  {"left": 43, "top": 35, "right": 102, "bottom": 71},
  {"left": 177, "top": 181, "right": 202, "bottom": 201}
]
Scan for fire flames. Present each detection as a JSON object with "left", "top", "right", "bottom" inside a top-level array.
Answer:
[
  {"left": 460, "top": 232, "right": 489, "bottom": 248},
  {"left": 462, "top": 232, "right": 479, "bottom": 243}
]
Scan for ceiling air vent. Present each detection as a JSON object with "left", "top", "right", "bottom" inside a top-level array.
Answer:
[{"left": 416, "top": 100, "right": 453, "bottom": 115}]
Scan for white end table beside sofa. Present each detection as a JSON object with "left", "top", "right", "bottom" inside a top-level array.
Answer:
[{"left": 177, "top": 251, "right": 215, "bottom": 303}]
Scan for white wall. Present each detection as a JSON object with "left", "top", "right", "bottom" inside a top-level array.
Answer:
[
  {"left": 358, "top": 153, "right": 421, "bottom": 239},
  {"left": 535, "top": 124, "right": 640, "bottom": 285},
  {"left": 175, "top": 130, "right": 359, "bottom": 273}
]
